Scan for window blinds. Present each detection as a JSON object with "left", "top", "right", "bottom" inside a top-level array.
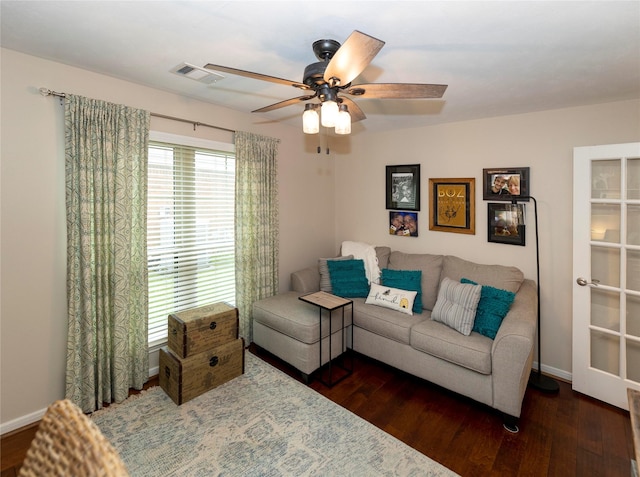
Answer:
[{"left": 147, "top": 142, "right": 236, "bottom": 346}]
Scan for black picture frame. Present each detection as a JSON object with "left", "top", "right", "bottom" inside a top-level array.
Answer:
[
  {"left": 483, "top": 167, "right": 530, "bottom": 201},
  {"left": 386, "top": 164, "right": 420, "bottom": 211},
  {"left": 487, "top": 202, "right": 526, "bottom": 246}
]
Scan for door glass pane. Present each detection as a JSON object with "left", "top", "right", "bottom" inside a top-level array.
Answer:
[
  {"left": 591, "top": 246, "right": 620, "bottom": 287},
  {"left": 629, "top": 295, "right": 640, "bottom": 337},
  {"left": 591, "top": 288, "right": 620, "bottom": 331},
  {"left": 627, "top": 250, "right": 640, "bottom": 292},
  {"left": 628, "top": 205, "right": 640, "bottom": 246},
  {"left": 591, "top": 204, "right": 620, "bottom": 243},
  {"left": 627, "top": 339, "right": 640, "bottom": 382},
  {"left": 627, "top": 157, "right": 640, "bottom": 200},
  {"left": 592, "top": 159, "right": 620, "bottom": 199},
  {"left": 591, "top": 330, "right": 619, "bottom": 375}
]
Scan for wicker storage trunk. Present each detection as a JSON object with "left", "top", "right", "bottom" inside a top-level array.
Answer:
[
  {"left": 168, "top": 302, "right": 238, "bottom": 358},
  {"left": 159, "top": 337, "right": 245, "bottom": 405}
]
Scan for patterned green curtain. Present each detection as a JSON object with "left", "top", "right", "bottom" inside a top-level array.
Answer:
[
  {"left": 234, "top": 131, "right": 280, "bottom": 344},
  {"left": 65, "top": 95, "right": 150, "bottom": 413}
]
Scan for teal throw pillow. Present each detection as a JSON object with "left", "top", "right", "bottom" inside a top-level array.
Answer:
[
  {"left": 318, "top": 255, "right": 354, "bottom": 293},
  {"left": 461, "top": 278, "right": 516, "bottom": 339},
  {"left": 381, "top": 269, "right": 423, "bottom": 314},
  {"left": 327, "top": 259, "right": 369, "bottom": 298}
]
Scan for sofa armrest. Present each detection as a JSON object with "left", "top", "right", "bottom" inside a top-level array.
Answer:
[
  {"left": 291, "top": 267, "right": 321, "bottom": 294},
  {"left": 490, "top": 278, "right": 537, "bottom": 417}
]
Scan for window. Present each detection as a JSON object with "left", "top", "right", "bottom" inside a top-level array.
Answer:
[{"left": 147, "top": 134, "right": 235, "bottom": 346}]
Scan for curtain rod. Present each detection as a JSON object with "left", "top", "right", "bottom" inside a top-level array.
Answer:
[{"left": 39, "top": 87, "right": 236, "bottom": 134}]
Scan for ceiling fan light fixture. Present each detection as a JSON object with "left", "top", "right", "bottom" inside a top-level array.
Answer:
[
  {"left": 302, "top": 104, "right": 319, "bottom": 134},
  {"left": 321, "top": 100, "right": 338, "bottom": 128},
  {"left": 205, "top": 31, "right": 447, "bottom": 135},
  {"left": 335, "top": 104, "right": 351, "bottom": 135}
]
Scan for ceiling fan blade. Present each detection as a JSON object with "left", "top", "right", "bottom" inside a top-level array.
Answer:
[
  {"left": 252, "top": 95, "right": 316, "bottom": 113},
  {"left": 204, "top": 63, "right": 310, "bottom": 90},
  {"left": 345, "top": 83, "right": 448, "bottom": 99},
  {"left": 323, "top": 31, "right": 385, "bottom": 87},
  {"left": 339, "top": 97, "right": 366, "bottom": 122}
]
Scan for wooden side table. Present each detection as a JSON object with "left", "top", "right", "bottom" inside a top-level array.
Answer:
[{"left": 299, "top": 291, "right": 353, "bottom": 387}]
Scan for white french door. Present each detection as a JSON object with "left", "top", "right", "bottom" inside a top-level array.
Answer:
[{"left": 573, "top": 142, "right": 640, "bottom": 410}]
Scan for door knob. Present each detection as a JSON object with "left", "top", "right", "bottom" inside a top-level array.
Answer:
[{"left": 577, "top": 277, "right": 600, "bottom": 286}]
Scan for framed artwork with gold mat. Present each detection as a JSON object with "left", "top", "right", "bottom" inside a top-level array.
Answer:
[{"left": 428, "top": 178, "right": 475, "bottom": 234}]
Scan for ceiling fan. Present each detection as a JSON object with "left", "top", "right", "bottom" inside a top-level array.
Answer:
[{"left": 204, "top": 30, "right": 447, "bottom": 134}]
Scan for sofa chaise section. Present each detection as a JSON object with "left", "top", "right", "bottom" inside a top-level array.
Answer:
[{"left": 253, "top": 289, "right": 352, "bottom": 381}]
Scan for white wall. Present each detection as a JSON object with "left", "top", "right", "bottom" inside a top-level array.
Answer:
[
  {"left": 0, "top": 49, "right": 337, "bottom": 431},
  {"left": 335, "top": 100, "right": 640, "bottom": 379}
]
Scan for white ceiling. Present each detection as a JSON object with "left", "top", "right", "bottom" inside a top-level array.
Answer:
[{"left": 2, "top": 1, "right": 639, "bottom": 134}]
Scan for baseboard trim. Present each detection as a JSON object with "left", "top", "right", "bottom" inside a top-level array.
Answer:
[
  {"left": 535, "top": 361, "right": 572, "bottom": 383},
  {"left": 1, "top": 363, "right": 162, "bottom": 437},
  {"left": 1, "top": 408, "right": 47, "bottom": 436}
]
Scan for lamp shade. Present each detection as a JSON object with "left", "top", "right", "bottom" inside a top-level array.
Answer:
[
  {"left": 302, "top": 104, "right": 319, "bottom": 134},
  {"left": 321, "top": 100, "right": 338, "bottom": 127},
  {"left": 335, "top": 104, "right": 351, "bottom": 135}
]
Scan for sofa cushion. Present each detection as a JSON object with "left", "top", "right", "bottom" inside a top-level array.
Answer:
[
  {"left": 318, "top": 255, "right": 354, "bottom": 293},
  {"left": 410, "top": 317, "right": 493, "bottom": 374},
  {"left": 365, "top": 282, "right": 417, "bottom": 315},
  {"left": 381, "top": 268, "right": 422, "bottom": 314},
  {"left": 375, "top": 246, "right": 391, "bottom": 269},
  {"left": 388, "top": 252, "right": 443, "bottom": 310},
  {"left": 353, "top": 298, "right": 426, "bottom": 345},
  {"left": 327, "top": 259, "right": 369, "bottom": 298},
  {"left": 442, "top": 255, "right": 524, "bottom": 293},
  {"left": 253, "top": 291, "right": 351, "bottom": 345},
  {"left": 462, "top": 278, "right": 516, "bottom": 339},
  {"left": 291, "top": 267, "right": 321, "bottom": 294},
  {"left": 431, "top": 277, "right": 482, "bottom": 336}
]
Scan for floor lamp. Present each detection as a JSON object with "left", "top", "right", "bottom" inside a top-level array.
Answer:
[{"left": 512, "top": 195, "right": 559, "bottom": 393}]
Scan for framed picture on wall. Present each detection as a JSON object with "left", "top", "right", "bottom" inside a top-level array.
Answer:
[
  {"left": 482, "top": 167, "right": 530, "bottom": 201},
  {"left": 487, "top": 202, "right": 526, "bottom": 246},
  {"left": 386, "top": 164, "right": 420, "bottom": 211},
  {"left": 389, "top": 211, "right": 419, "bottom": 237},
  {"left": 428, "top": 178, "right": 475, "bottom": 234}
]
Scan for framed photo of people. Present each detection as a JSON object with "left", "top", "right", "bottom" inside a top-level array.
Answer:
[
  {"left": 428, "top": 178, "right": 475, "bottom": 235},
  {"left": 487, "top": 202, "right": 526, "bottom": 246},
  {"left": 389, "top": 211, "right": 419, "bottom": 237},
  {"left": 482, "top": 167, "right": 530, "bottom": 201},
  {"left": 386, "top": 164, "right": 420, "bottom": 211}
]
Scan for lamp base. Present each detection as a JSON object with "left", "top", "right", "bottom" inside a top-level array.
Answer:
[{"left": 529, "top": 371, "right": 560, "bottom": 393}]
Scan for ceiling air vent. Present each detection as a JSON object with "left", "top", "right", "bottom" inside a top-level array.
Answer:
[{"left": 171, "top": 62, "right": 224, "bottom": 85}]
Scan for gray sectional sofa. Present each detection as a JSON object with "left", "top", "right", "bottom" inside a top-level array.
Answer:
[{"left": 253, "top": 246, "right": 537, "bottom": 431}]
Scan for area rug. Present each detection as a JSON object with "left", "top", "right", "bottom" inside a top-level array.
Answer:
[{"left": 91, "top": 353, "right": 458, "bottom": 476}]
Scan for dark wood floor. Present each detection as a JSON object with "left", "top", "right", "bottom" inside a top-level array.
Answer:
[{"left": 2, "top": 346, "right": 634, "bottom": 477}]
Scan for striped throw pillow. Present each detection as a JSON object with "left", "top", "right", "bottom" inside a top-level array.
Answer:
[{"left": 431, "top": 277, "right": 482, "bottom": 335}]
